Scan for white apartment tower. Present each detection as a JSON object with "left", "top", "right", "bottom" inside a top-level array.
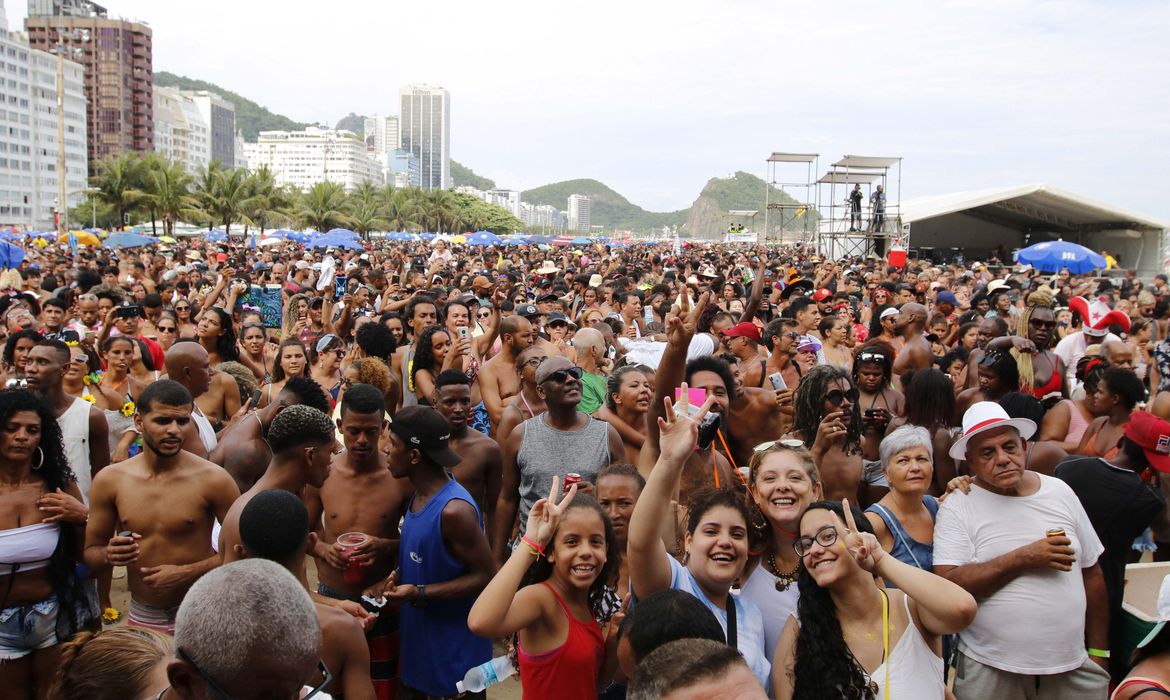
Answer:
[
  {"left": 0, "top": 5, "right": 88, "bottom": 229},
  {"left": 180, "top": 90, "right": 236, "bottom": 168},
  {"left": 153, "top": 86, "right": 210, "bottom": 173},
  {"left": 244, "top": 127, "right": 383, "bottom": 192},
  {"left": 399, "top": 84, "right": 449, "bottom": 190},
  {"left": 363, "top": 114, "right": 399, "bottom": 156},
  {"left": 568, "top": 194, "right": 591, "bottom": 233}
]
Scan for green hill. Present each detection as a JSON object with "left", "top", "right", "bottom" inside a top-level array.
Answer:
[
  {"left": 451, "top": 161, "right": 495, "bottom": 190},
  {"left": 334, "top": 113, "right": 365, "bottom": 135},
  {"left": 684, "top": 171, "right": 814, "bottom": 239},
  {"left": 522, "top": 179, "right": 689, "bottom": 231},
  {"left": 153, "top": 72, "right": 310, "bottom": 139}
]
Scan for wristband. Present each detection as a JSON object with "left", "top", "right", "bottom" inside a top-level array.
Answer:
[
  {"left": 520, "top": 535, "right": 545, "bottom": 557},
  {"left": 1087, "top": 648, "right": 1110, "bottom": 659}
]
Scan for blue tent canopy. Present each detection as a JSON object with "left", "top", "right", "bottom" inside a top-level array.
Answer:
[
  {"left": 324, "top": 228, "right": 360, "bottom": 239},
  {"left": 103, "top": 231, "right": 158, "bottom": 249},
  {"left": 503, "top": 236, "right": 529, "bottom": 246},
  {"left": 1014, "top": 240, "right": 1106, "bottom": 274},
  {"left": 0, "top": 240, "right": 25, "bottom": 268},
  {"left": 311, "top": 232, "right": 364, "bottom": 250},
  {"left": 571, "top": 237, "right": 590, "bottom": 245},
  {"left": 418, "top": 232, "right": 437, "bottom": 240},
  {"left": 526, "top": 235, "right": 553, "bottom": 244},
  {"left": 388, "top": 231, "right": 417, "bottom": 241}
]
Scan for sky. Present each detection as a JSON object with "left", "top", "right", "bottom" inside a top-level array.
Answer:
[{"left": 9, "top": 0, "right": 1170, "bottom": 220}]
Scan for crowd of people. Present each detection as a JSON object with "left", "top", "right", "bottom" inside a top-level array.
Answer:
[{"left": 2, "top": 233, "right": 1170, "bottom": 699}]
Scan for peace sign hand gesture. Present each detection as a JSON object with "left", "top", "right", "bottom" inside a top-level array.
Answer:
[
  {"left": 840, "top": 498, "right": 883, "bottom": 573},
  {"left": 526, "top": 477, "right": 578, "bottom": 550}
]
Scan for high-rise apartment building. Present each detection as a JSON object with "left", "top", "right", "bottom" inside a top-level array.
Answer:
[
  {"left": 244, "top": 127, "right": 383, "bottom": 192},
  {"left": 399, "top": 84, "right": 449, "bottom": 190},
  {"left": 180, "top": 90, "right": 234, "bottom": 168},
  {"left": 25, "top": 0, "right": 153, "bottom": 171},
  {"left": 568, "top": 194, "right": 591, "bottom": 233},
  {"left": 363, "top": 114, "right": 398, "bottom": 156},
  {"left": 0, "top": 4, "right": 88, "bottom": 228},
  {"left": 153, "top": 86, "right": 209, "bottom": 173}
]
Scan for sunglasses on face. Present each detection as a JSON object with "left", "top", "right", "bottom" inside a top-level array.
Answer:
[
  {"left": 157, "top": 326, "right": 176, "bottom": 333},
  {"left": 795, "top": 524, "right": 841, "bottom": 558},
  {"left": 544, "top": 366, "right": 584, "bottom": 384},
  {"left": 175, "top": 305, "right": 191, "bottom": 311},
  {"left": 71, "top": 353, "right": 88, "bottom": 364},
  {"left": 477, "top": 311, "right": 491, "bottom": 319},
  {"left": 824, "top": 387, "right": 859, "bottom": 406}
]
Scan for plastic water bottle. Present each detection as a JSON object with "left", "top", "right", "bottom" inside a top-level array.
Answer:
[
  {"left": 455, "top": 655, "right": 515, "bottom": 693},
  {"left": 644, "top": 304, "right": 654, "bottom": 326}
]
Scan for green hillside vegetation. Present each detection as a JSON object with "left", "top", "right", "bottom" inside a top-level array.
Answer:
[
  {"left": 451, "top": 161, "right": 496, "bottom": 190},
  {"left": 334, "top": 113, "right": 365, "bottom": 135},
  {"left": 154, "top": 72, "right": 309, "bottom": 140},
  {"left": 522, "top": 179, "right": 688, "bottom": 231},
  {"left": 684, "top": 171, "right": 815, "bottom": 239}
]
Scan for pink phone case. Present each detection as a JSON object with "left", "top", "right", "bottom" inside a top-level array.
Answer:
[{"left": 674, "top": 387, "right": 707, "bottom": 406}]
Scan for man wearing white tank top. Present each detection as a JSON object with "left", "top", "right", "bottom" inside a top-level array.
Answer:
[{"left": 24, "top": 339, "right": 110, "bottom": 501}]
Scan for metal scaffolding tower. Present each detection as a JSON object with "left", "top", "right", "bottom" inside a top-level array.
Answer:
[
  {"left": 816, "top": 155, "right": 904, "bottom": 259},
  {"left": 764, "top": 152, "right": 818, "bottom": 245}
]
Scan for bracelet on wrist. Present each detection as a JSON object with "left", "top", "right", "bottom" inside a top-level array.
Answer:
[
  {"left": 1087, "top": 648, "right": 1110, "bottom": 659},
  {"left": 520, "top": 535, "right": 545, "bottom": 558}
]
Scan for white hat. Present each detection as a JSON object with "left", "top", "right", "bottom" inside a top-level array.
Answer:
[
  {"left": 535, "top": 261, "right": 560, "bottom": 276},
  {"left": 700, "top": 266, "right": 718, "bottom": 278},
  {"left": 949, "top": 401, "right": 1037, "bottom": 460},
  {"left": 986, "top": 279, "right": 1009, "bottom": 294},
  {"left": 880, "top": 307, "right": 900, "bottom": 320},
  {"left": 1138, "top": 575, "right": 1170, "bottom": 649},
  {"left": 588, "top": 274, "right": 604, "bottom": 288}
]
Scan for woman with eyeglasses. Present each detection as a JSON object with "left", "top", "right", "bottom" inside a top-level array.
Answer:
[
  {"left": 257, "top": 339, "right": 310, "bottom": 409},
  {"left": 784, "top": 365, "right": 866, "bottom": 503},
  {"left": 771, "top": 500, "right": 976, "bottom": 699},
  {"left": 0, "top": 389, "right": 96, "bottom": 699},
  {"left": 309, "top": 334, "right": 345, "bottom": 406}
]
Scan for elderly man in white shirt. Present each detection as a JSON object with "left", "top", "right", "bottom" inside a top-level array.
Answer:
[{"left": 934, "top": 401, "right": 1111, "bottom": 700}]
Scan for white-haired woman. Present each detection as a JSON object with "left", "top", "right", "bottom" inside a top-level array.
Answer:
[{"left": 863, "top": 425, "right": 939, "bottom": 574}]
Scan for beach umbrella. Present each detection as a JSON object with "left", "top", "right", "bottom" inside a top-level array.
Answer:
[
  {"left": 102, "top": 231, "right": 157, "bottom": 249},
  {"left": 1014, "top": 240, "right": 1107, "bottom": 274},
  {"left": 204, "top": 229, "right": 228, "bottom": 242},
  {"left": 0, "top": 240, "right": 25, "bottom": 268},
  {"left": 62, "top": 230, "right": 100, "bottom": 246},
  {"left": 551, "top": 236, "right": 573, "bottom": 246},
  {"left": 571, "top": 237, "right": 591, "bottom": 245},
  {"left": 503, "top": 236, "right": 529, "bottom": 246},
  {"left": 450, "top": 234, "right": 467, "bottom": 244},
  {"left": 311, "top": 231, "right": 364, "bottom": 250},
  {"left": 418, "top": 232, "right": 436, "bottom": 241},
  {"left": 258, "top": 237, "right": 284, "bottom": 247},
  {"left": 388, "top": 231, "right": 417, "bottom": 241},
  {"left": 158, "top": 235, "right": 177, "bottom": 244},
  {"left": 466, "top": 231, "right": 502, "bottom": 246},
  {"left": 526, "top": 235, "right": 552, "bottom": 245},
  {"left": 324, "top": 228, "right": 360, "bottom": 240}
]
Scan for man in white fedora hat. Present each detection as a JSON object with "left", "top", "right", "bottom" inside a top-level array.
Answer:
[{"left": 935, "top": 401, "right": 1110, "bottom": 699}]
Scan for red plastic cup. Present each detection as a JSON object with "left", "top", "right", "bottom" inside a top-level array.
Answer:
[{"left": 336, "top": 532, "right": 368, "bottom": 585}]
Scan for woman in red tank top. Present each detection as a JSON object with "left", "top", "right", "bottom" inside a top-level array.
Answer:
[{"left": 469, "top": 480, "right": 620, "bottom": 699}]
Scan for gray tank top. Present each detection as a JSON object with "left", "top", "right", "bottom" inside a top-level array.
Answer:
[
  {"left": 401, "top": 345, "right": 418, "bottom": 407},
  {"left": 516, "top": 413, "right": 611, "bottom": 532}
]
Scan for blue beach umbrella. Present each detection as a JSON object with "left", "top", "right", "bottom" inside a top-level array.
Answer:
[
  {"left": 466, "top": 231, "right": 503, "bottom": 246},
  {"left": 0, "top": 240, "right": 25, "bottom": 268},
  {"left": 102, "top": 231, "right": 158, "bottom": 249},
  {"left": 1015, "top": 240, "right": 1107, "bottom": 274}
]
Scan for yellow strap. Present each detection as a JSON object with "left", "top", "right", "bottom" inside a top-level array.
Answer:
[{"left": 881, "top": 589, "right": 890, "bottom": 700}]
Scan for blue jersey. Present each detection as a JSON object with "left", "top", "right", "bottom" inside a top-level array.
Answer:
[{"left": 398, "top": 477, "right": 492, "bottom": 696}]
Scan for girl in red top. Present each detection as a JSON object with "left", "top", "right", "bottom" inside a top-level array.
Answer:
[{"left": 469, "top": 479, "right": 620, "bottom": 699}]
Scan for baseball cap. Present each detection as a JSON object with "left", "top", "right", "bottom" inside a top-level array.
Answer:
[
  {"left": 390, "top": 406, "right": 462, "bottom": 468},
  {"left": 517, "top": 303, "right": 540, "bottom": 318},
  {"left": 813, "top": 288, "right": 833, "bottom": 303},
  {"left": 880, "top": 307, "right": 900, "bottom": 320},
  {"left": 722, "top": 321, "right": 761, "bottom": 340},
  {"left": 546, "top": 312, "right": 570, "bottom": 327},
  {"left": 936, "top": 290, "right": 959, "bottom": 306},
  {"left": 1124, "top": 411, "right": 1170, "bottom": 473},
  {"left": 471, "top": 275, "right": 493, "bottom": 291}
]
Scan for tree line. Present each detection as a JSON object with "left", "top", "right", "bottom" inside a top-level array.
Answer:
[{"left": 72, "top": 153, "right": 525, "bottom": 238}]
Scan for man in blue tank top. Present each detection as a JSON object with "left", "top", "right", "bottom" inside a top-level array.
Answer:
[{"left": 382, "top": 406, "right": 496, "bottom": 699}]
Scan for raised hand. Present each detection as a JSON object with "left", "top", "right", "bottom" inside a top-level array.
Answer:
[
  {"left": 657, "top": 385, "right": 716, "bottom": 465},
  {"left": 526, "top": 477, "right": 578, "bottom": 549},
  {"left": 840, "top": 498, "right": 883, "bottom": 572}
]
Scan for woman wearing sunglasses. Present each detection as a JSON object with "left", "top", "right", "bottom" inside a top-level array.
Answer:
[
  {"left": 784, "top": 365, "right": 866, "bottom": 502},
  {"left": 172, "top": 300, "right": 197, "bottom": 339},
  {"left": 153, "top": 312, "right": 179, "bottom": 351},
  {"left": 772, "top": 500, "right": 975, "bottom": 699}
]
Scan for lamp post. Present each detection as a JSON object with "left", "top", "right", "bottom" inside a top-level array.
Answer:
[{"left": 50, "top": 28, "right": 88, "bottom": 240}]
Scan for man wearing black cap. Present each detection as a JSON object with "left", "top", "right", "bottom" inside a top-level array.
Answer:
[{"left": 381, "top": 405, "right": 495, "bottom": 698}]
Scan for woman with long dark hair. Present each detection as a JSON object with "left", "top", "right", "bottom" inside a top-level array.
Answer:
[
  {"left": 772, "top": 500, "right": 976, "bottom": 699},
  {"left": 0, "top": 389, "right": 96, "bottom": 698},
  {"left": 596, "top": 366, "right": 652, "bottom": 464},
  {"left": 956, "top": 348, "right": 1020, "bottom": 419},
  {"left": 410, "top": 325, "right": 461, "bottom": 405},
  {"left": 257, "top": 339, "right": 309, "bottom": 408},
  {"left": 195, "top": 307, "right": 238, "bottom": 365},
  {"left": 784, "top": 365, "right": 865, "bottom": 502}
]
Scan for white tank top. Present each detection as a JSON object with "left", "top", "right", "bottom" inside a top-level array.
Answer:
[
  {"left": 58, "top": 397, "right": 93, "bottom": 501},
  {"left": 191, "top": 405, "right": 217, "bottom": 454},
  {"left": 872, "top": 593, "right": 945, "bottom": 698}
]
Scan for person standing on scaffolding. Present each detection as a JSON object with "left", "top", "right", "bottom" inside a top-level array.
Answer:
[
  {"left": 870, "top": 184, "right": 887, "bottom": 232},
  {"left": 848, "top": 184, "right": 864, "bottom": 231}
]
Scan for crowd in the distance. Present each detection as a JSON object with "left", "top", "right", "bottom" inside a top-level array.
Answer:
[{"left": 2, "top": 234, "right": 1170, "bottom": 699}]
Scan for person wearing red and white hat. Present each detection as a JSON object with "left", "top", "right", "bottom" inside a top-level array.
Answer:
[
  {"left": 1055, "top": 296, "right": 1129, "bottom": 397},
  {"left": 935, "top": 401, "right": 1110, "bottom": 699},
  {"left": 1055, "top": 410, "right": 1170, "bottom": 681}
]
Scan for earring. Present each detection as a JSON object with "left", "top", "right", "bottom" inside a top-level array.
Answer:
[
  {"left": 682, "top": 550, "right": 690, "bottom": 565},
  {"left": 751, "top": 501, "right": 767, "bottom": 532},
  {"left": 31, "top": 447, "right": 43, "bottom": 471}
]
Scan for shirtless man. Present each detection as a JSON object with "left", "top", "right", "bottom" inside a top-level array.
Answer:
[
  {"left": 496, "top": 345, "right": 548, "bottom": 444},
  {"left": 304, "top": 383, "right": 413, "bottom": 698},
  {"left": 478, "top": 315, "right": 536, "bottom": 430},
  {"left": 219, "top": 405, "right": 337, "bottom": 563},
  {"left": 391, "top": 294, "right": 438, "bottom": 410},
  {"left": 163, "top": 341, "right": 227, "bottom": 456},
  {"left": 236, "top": 490, "right": 377, "bottom": 700},
  {"left": 721, "top": 355, "right": 790, "bottom": 469},
  {"left": 209, "top": 376, "right": 331, "bottom": 492},
  {"left": 431, "top": 369, "right": 501, "bottom": 529},
  {"left": 891, "top": 302, "right": 932, "bottom": 386},
  {"left": 762, "top": 317, "right": 803, "bottom": 391},
  {"left": 83, "top": 380, "right": 240, "bottom": 633}
]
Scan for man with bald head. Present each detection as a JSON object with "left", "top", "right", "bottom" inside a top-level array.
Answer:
[
  {"left": 571, "top": 326, "right": 609, "bottom": 414},
  {"left": 491, "top": 356, "right": 624, "bottom": 562},
  {"left": 164, "top": 340, "right": 222, "bottom": 457},
  {"left": 1101, "top": 339, "right": 1134, "bottom": 370},
  {"left": 478, "top": 314, "right": 536, "bottom": 430},
  {"left": 891, "top": 302, "right": 933, "bottom": 385}
]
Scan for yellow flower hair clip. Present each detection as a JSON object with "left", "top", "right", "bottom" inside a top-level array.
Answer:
[{"left": 120, "top": 401, "right": 135, "bottom": 418}]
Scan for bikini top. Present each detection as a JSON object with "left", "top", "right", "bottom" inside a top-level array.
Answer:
[{"left": 0, "top": 522, "right": 60, "bottom": 573}]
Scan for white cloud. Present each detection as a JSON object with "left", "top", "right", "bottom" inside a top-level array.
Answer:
[{"left": 10, "top": 0, "right": 1168, "bottom": 217}]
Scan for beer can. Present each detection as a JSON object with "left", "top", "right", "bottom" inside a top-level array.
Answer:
[
  {"left": 563, "top": 473, "right": 582, "bottom": 490},
  {"left": 1046, "top": 528, "right": 1066, "bottom": 538}
]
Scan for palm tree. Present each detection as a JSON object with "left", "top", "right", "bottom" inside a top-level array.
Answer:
[
  {"left": 91, "top": 153, "right": 145, "bottom": 230},
  {"left": 347, "top": 181, "right": 385, "bottom": 238},
  {"left": 241, "top": 167, "right": 292, "bottom": 237},
  {"left": 198, "top": 166, "right": 250, "bottom": 236},
  {"left": 127, "top": 160, "right": 201, "bottom": 238},
  {"left": 294, "top": 181, "right": 352, "bottom": 233},
  {"left": 381, "top": 186, "right": 422, "bottom": 232},
  {"left": 421, "top": 189, "right": 457, "bottom": 234}
]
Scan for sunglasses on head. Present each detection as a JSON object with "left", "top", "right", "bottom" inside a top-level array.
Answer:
[
  {"left": 857, "top": 352, "right": 887, "bottom": 365},
  {"left": 824, "top": 387, "right": 859, "bottom": 406},
  {"left": 544, "top": 366, "right": 584, "bottom": 384}
]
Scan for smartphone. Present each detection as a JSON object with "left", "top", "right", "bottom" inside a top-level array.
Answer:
[
  {"left": 115, "top": 305, "right": 142, "bottom": 319},
  {"left": 249, "top": 388, "right": 262, "bottom": 408},
  {"left": 391, "top": 274, "right": 400, "bottom": 285},
  {"left": 457, "top": 326, "right": 470, "bottom": 354},
  {"left": 673, "top": 387, "right": 707, "bottom": 417},
  {"left": 769, "top": 372, "right": 786, "bottom": 391},
  {"left": 864, "top": 408, "right": 876, "bottom": 418}
]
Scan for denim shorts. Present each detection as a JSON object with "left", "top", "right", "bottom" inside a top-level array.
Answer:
[{"left": 0, "top": 596, "right": 60, "bottom": 660}]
